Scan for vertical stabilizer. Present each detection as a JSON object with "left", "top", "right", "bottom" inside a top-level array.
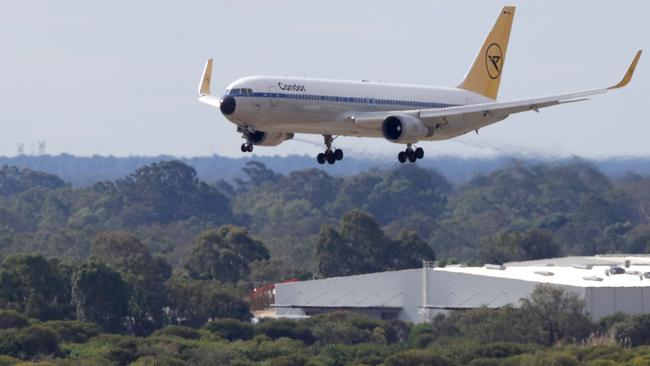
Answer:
[{"left": 458, "top": 6, "right": 515, "bottom": 100}]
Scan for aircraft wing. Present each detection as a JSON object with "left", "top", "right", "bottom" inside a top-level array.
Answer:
[{"left": 351, "top": 50, "right": 642, "bottom": 130}]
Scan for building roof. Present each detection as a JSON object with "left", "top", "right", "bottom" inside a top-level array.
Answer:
[{"left": 439, "top": 255, "right": 650, "bottom": 288}]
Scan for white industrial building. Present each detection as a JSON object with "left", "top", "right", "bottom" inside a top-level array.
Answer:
[{"left": 273, "top": 255, "right": 650, "bottom": 323}]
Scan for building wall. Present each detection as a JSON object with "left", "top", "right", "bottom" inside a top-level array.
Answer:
[
  {"left": 275, "top": 267, "right": 647, "bottom": 323},
  {"left": 586, "top": 287, "right": 650, "bottom": 320}
]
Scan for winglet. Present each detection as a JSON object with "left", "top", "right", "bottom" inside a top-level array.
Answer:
[
  {"left": 609, "top": 50, "right": 642, "bottom": 90},
  {"left": 199, "top": 58, "right": 213, "bottom": 96}
]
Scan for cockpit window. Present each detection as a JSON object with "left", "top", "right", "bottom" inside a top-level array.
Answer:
[{"left": 228, "top": 88, "right": 253, "bottom": 95}]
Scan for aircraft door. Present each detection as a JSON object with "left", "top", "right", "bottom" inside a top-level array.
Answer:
[{"left": 268, "top": 86, "right": 279, "bottom": 107}]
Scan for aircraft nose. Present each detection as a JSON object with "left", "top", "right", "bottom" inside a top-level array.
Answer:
[{"left": 220, "top": 95, "right": 236, "bottom": 115}]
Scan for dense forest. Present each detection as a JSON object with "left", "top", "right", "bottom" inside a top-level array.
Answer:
[{"left": 1, "top": 159, "right": 650, "bottom": 364}]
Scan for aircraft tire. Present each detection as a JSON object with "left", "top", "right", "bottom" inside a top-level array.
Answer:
[
  {"left": 407, "top": 150, "right": 417, "bottom": 163},
  {"left": 326, "top": 150, "right": 336, "bottom": 164},
  {"left": 317, "top": 153, "right": 326, "bottom": 164},
  {"left": 415, "top": 147, "right": 424, "bottom": 159},
  {"left": 398, "top": 151, "right": 407, "bottom": 163},
  {"left": 334, "top": 149, "right": 343, "bottom": 161}
]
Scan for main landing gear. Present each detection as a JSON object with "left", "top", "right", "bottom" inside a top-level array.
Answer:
[
  {"left": 397, "top": 144, "right": 424, "bottom": 163},
  {"left": 316, "top": 134, "right": 343, "bottom": 165}
]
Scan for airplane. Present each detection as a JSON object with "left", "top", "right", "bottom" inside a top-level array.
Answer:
[{"left": 198, "top": 6, "right": 641, "bottom": 165}]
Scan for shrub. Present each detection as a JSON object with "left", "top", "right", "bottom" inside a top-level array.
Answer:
[
  {"left": 0, "top": 355, "right": 20, "bottom": 366},
  {"left": 0, "top": 330, "right": 20, "bottom": 358},
  {"left": 383, "top": 349, "right": 455, "bottom": 366},
  {"left": 17, "top": 325, "right": 60, "bottom": 358},
  {"left": 43, "top": 320, "right": 101, "bottom": 343},
  {"left": 152, "top": 325, "right": 201, "bottom": 340},
  {"left": 256, "top": 319, "right": 315, "bottom": 344},
  {"left": 204, "top": 319, "right": 254, "bottom": 341},
  {"left": 469, "top": 342, "right": 535, "bottom": 360},
  {"left": 267, "top": 354, "right": 309, "bottom": 366},
  {"left": 130, "top": 355, "right": 187, "bottom": 366},
  {"left": 0, "top": 310, "right": 28, "bottom": 330}
]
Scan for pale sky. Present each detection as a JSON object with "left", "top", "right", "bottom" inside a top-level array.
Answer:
[{"left": 1, "top": 0, "right": 648, "bottom": 158}]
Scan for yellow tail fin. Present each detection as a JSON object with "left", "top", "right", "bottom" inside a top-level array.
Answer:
[{"left": 458, "top": 6, "right": 515, "bottom": 100}]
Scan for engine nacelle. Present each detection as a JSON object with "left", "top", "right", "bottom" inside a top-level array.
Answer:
[
  {"left": 249, "top": 131, "right": 294, "bottom": 146},
  {"left": 381, "top": 115, "right": 431, "bottom": 143}
]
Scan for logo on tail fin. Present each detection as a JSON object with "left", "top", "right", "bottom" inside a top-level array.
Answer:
[{"left": 485, "top": 43, "right": 503, "bottom": 79}]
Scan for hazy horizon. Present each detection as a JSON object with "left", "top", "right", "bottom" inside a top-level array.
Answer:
[{"left": 2, "top": 0, "right": 648, "bottom": 159}]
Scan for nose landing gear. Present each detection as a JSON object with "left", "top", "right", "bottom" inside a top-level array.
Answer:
[
  {"left": 240, "top": 142, "right": 254, "bottom": 153},
  {"left": 397, "top": 144, "right": 424, "bottom": 163},
  {"left": 238, "top": 126, "right": 255, "bottom": 153},
  {"left": 316, "top": 135, "right": 343, "bottom": 165}
]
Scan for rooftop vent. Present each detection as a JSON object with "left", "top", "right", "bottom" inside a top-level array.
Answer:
[
  {"left": 583, "top": 276, "right": 604, "bottom": 282},
  {"left": 609, "top": 266, "right": 626, "bottom": 275},
  {"left": 484, "top": 264, "right": 506, "bottom": 270},
  {"left": 534, "top": 271, "right": 554, "bottom": 276},
  {"left": 572, "top": 264, "right": 593, "bottom": 270}
]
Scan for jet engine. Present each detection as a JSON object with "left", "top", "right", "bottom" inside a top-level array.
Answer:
[
  {"left": 248, "top": 131, "right": 294, "bottom": 146},
  {"left": 381, "top": 115, "right": 431, "bottom": 143}
]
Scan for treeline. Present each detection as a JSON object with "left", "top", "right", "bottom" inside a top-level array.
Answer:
[
  {"left": 4, "top": 285, "right": 650, "bottom": 364},
  {"left": 4, "top": 154, "right": 650, "bottom": 187},
  {"left": 1, "top": 159, "right": 650, "bottom": 275}
]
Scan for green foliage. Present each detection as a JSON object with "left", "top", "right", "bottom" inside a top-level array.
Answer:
[
  {"left": 605, "top": 314, "right": 650, "bottom": 347},
  {"left": 165, "top": 275, "right": 251, "bottom": 327},
  {"left": 480, "top": 228, "right": 560, "bottom": 264},
  {"left": 0, "top": 254, "right": 74, "bottom": 320},
  {"left": 42, "top": 320, "right": 101, "bottom": 343},
  {"left": 2, "top": 159, "right": 650, "bottom": 364},
  {"left": 108, "top": 160, "right": 233, "bottom": 227},
  {"left": 316, "top": 210, "right": 434, "bottom": 277},
  {"left": 255, "top": 318, "right": 315, "bottom": 344},
  {"left": 204, "top": 318, "right": 254, "bottom": 341},
  {"left": 383, "top": 349, "right": 455, "bottom": 366},
  {"left": 71, "top": 261, "right": 130, "bottom": 333},
  {"left": 0, "top": 310, "right": 28, "bottom": 330},
  {"left": 152, "top": 325, "right": 201, "bottom": 340},
  {"left": 0, "top": 166, "right": 65, "bottom": 197},
  {"left": 520, "top": 285, "right": 593, "bottom": 345},
  {"left": 0, "top": 325, "right": 60, "bottom": 359},
  {"left": 185, "top": 226, "right": 269, "bottom": 283},
  {"left": 91, "top": 232, "right": 172, "bottom": 335},
  {"left": 0, "top": 355, "right": 20, "bottom": 366}
]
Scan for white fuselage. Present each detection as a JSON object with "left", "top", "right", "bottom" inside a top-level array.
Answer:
[{"left": 222, "top": 76, "right": 495, "bottom": 140}]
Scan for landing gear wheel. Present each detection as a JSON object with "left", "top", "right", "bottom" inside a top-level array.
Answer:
[
  {"left": 317, "top": 153, "right": 326, "bottom": 165},
  {"left": 241, "top": 143, "right": 253, "bottom": 153},
  {"left": 415, "top": 147, "right": 424, "bottom": 160},
  {"left": 398, "top": 151, "right": 407, "bottom": 163},
  {"left": 334, "top": 149, "right": 343, "bottom": 161},
  {"left": 325, "top": 150, "right": 336, "bottom": 164},
  {"left": 407, "top": 149, "right": 417, "bottom": 163}
]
